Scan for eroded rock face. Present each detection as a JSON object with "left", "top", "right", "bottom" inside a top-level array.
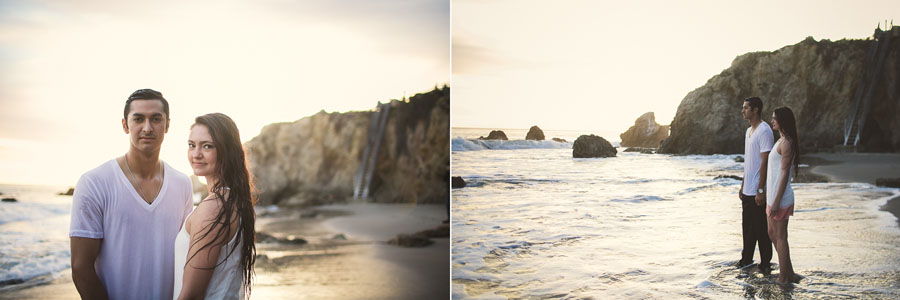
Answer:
[
  {"left": 245, "top": 86, "right": 450, "bottom": 206},
  {"left": 526, "top": 126, "right": 545, "bottom": 140},
  {"left": 620, "top": 112, "right": 669, "bottom": 148},
  {"left": 659, "top": 31, "right": 900, "bottom": 154},
  {"left": 573, "top": 135, "right": 617, "bottom": 158}
]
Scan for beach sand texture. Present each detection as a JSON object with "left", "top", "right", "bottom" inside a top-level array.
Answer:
[{"left": 805, "top": 152, "right": 900, "bottom": 226}]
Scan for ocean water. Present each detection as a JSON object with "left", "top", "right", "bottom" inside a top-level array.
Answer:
[
  {"left": 450, "top": 136, "right": 900, "bottom": 299},
  {"left": 452, "top": 128, "right": 621, "bottom": 146},
  {"left": 0, "top": 184, "right": 72, "bottom": 288}
]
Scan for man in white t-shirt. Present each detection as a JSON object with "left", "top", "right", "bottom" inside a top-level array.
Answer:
[
  {"left": 737, "top": 96, "right": 774, "bottom": 274},
  {"left": 70, "top": 89, "right": 193, "bottom": 299}
]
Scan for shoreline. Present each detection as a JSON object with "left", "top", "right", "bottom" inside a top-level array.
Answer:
[
  {"left": 0, "top": 203, "right": 449, "bottom": 300},
  {"left": 804, "top": 152, "right": 900, "bottom": 227}
]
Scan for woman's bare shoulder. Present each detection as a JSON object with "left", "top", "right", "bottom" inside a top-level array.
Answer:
[
  {"left": 781, "top": 138, "right": 794, "bottom": 151},
  {"left": 190, "top": 196, "right": 224, "bottom": 225}
]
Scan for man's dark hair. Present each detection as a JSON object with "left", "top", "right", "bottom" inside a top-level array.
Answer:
[
  {"left": 124, "top": 88, "right": 170, "bottom": 121},
  {"left": 744, "top": 96, "right": 763, "bottom": 117}
]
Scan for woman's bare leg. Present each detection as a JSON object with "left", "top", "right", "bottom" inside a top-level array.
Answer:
[
  {"left": 767, "top": 214, "right": 778, "bottom": 250},
  {"left": 773, "top": 218, "right": 798, "bottom": 284}
]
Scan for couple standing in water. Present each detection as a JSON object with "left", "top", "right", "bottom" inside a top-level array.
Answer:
[
  {"left": 738, "top": 96, "right": 802, "bottom": 285},
  {"left": 70, "top": 89, "right": 255, "bottom": 299}
]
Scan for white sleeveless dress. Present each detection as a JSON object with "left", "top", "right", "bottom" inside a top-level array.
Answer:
[
  {"left": 766, "top": 138, "right": 795, "bottom": 209},
  {"left": 173, "top": 209, "right": 244, "bottom": 300}
]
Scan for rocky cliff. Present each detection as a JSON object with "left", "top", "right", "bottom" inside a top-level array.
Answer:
[
  {"left": 620, "top": 112, "right": 669, "bottom": 148},
  {"left": 659, "top": 28, "right": 900, "bottom": 154},
  {"left": 246, "top": 86, "right": 450, "bottom": 206}
]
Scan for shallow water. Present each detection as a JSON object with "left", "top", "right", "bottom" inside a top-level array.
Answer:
[
  {"left": 0, "top": 184, "right": 71, "bottom": 288},
  {"left": 450, "top": 142, "right": 900, "bottom": 299}
]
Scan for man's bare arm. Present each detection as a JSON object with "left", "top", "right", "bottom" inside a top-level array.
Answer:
[
  {"left": 756, "top": 151, "right": 770, "bottom": 206},
  {"left": 70, "top": 237, "right": 109, "bottom": 300}
]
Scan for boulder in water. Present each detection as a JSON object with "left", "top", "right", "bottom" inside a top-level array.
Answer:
[
  {"left": 572, "top": 135, "right": 617, "bottom": 158},
  {"left": 525, "top": 126, "right": 545, "bottom": 140},
  {"left": 2, "top": 197, "right": 16, "bottom": 202},
  {"left": 551, "top": 137, "right": 567, "bottom": 143},
  {"left": 451, "top": 176, "right": 466, "bottom": 188},
  {"left": 479, "top": 130, "right": 508, "bottom": 140},
  {"left": 735, "top": 156, "right": 744, "bottom": 162}
]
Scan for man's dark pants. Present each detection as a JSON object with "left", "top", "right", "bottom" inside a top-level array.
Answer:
[{"left": 740, "top": 194, "right": 772, "bottom": 268}]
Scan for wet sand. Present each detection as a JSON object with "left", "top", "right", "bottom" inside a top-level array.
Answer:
[
  {"left": 0, "top": 203, "right": 449, "bottom": 300},
  {"left": 805, "top": 152, "right": 900, "bottom": 226},
  {"left": 254, "top": 203, "right": 449, "bottom": 299}
]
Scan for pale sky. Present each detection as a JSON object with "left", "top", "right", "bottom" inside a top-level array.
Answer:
[
  {"left": 452, "top": 0, "right": 899, "bottom": 137},
  {"left": 0, "top": 0, "right": 449, "bottom": 186}
]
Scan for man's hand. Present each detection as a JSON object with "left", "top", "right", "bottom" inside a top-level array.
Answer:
[{"left": 755, "top": 193, "right": 766, "bottom": 206}]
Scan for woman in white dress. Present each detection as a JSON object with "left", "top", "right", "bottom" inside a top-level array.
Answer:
[
  {"left": 175, "top": 113, "right": 256, "bottom": 299},
  {"left": 766, "top": 106, "right": 801, "bottom": 285}
]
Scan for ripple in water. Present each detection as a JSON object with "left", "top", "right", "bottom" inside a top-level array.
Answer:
[{"left": 452, "top": 148, "right": 900, "bottom": 299}]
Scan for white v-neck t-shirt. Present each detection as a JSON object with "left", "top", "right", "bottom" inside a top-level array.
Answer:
[
  {"left": 742, "top": 121, "right": 775, "bottom": 196},
  {"left": 70, "top": 159, "right": 193, "bottom": 300}
]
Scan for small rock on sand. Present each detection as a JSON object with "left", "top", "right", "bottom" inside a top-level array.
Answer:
[
  {"left": 876, "top": 178, "right": 900, "bottom": 188},
  {"left": 714, "top": 175, "right": 742, "bottom": 181},
  {"left": 256, "top": 231, "right": 307, "bottom": 245},
  {"left": 388, "top": 234, "right": 434, "bottom": 247}
]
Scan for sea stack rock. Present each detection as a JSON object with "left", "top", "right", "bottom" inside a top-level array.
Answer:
[
  {"left": 572, "top": 135, "right": 617, "bottom": 158},
  {"left": 480, "top": 130, "right": 508, "bottom": 140},
  {"left": 551, "top": 138, "right": 567, "bottom": 143},
  {"left": 659, "top": 30, "right": 900, "bottom": 154},
  {"left": 58, "top": 187, "right": 75, "bottom": 196},
  {"left": 620, "top": 112, "right": 669, "bottom": 148},
  {"left": 525, "top": 126, "right": 545, "bottom": 140}
]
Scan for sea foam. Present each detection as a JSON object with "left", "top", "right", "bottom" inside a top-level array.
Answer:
[{"left": 452, "top": 137, "right": 572, "bottom": 151}]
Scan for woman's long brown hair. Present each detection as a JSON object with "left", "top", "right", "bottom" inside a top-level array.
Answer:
[
  {"left": 190, "top": 113, "right": 256, "bottom": 296},
  {"left": 773, "top": 106, "right": 800, "bottom": 176}
]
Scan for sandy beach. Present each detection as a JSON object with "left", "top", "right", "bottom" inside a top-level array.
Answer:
[
  {"left": 804, "top": 152, "right": 900, "bottom": 226},
  {"left": 0, "top": 203, "right": 449, "bottom": 300}
]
